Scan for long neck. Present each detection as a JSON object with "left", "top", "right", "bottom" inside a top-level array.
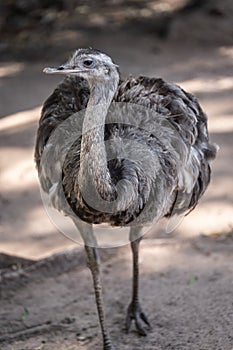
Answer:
[{"left": 79, "top": 76, "right": 119, "bottom": 205}]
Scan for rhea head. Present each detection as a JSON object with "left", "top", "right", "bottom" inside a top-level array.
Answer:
[{"left": 43, "top": 48, "right": 120, "bottom": 87}]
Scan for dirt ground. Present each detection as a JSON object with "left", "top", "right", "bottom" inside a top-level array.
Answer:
[
  {"left": 0, "top": 236, "right": 233, "bottom": 350},
  {"left": 0, "top": 14, "right": 233, "bottom": 350}
]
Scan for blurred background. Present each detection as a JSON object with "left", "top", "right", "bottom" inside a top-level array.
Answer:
[{"left": 0, "top": 0, "right": 233, "bottom": 259}]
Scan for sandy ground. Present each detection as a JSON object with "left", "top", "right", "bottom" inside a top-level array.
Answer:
[
  {"left": 0, "top": 236, "right": 233, "bottom": 350},
  {"left": 0, "top": 32, "right": 233, "bottom": 349}
]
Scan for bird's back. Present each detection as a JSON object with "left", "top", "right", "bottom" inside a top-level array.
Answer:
[{"left": 35, "top": 75, "right": 217, "bottom": 226}]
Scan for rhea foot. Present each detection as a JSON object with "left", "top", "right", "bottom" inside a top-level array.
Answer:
[
  {"left": 103, "top": 336, "right": 115, "bottom": 350},
  {"left": 125, "top": 301, "right": 151, "bottom": 336}
]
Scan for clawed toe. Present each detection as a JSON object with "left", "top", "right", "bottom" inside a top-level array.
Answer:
[
  {"left": 104, "top": 345, "right": 115, "bottom": 350},
  {"left": 125, "top": 301, "right": 151, "bottom": 336},
  {"left": 103, "top": 341, "right": 116, "bottom": 350}
]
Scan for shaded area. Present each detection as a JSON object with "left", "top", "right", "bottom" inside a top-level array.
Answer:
[
  {"left": 1, "top": 0, "right": 233, "bottom": 61},
  {"left": 0, "top": 236, "right": 233, "bottom": 349}
]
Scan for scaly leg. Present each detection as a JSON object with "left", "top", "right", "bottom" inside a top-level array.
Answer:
[
  {"left": 74, "top": 220, "right": 114, "bottom": 350},
  {"left": 126, "top": 227, "right": 151, "bottom": 336}
]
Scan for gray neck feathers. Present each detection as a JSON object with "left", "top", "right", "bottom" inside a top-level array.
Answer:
[{"left": 78, "top": 73, "right": 119, "bottom": 207}]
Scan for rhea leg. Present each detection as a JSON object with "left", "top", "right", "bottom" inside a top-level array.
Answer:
[
  {"left": 126, "top": 227, "right": 151, "bottom": 336},
  {"left": 74, "top": 220, "right": 114, "bottom": 350}
]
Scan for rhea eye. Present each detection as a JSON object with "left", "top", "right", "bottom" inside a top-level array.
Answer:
[{"left": 83, "top": 59, "right": 94, "bottom": 67}]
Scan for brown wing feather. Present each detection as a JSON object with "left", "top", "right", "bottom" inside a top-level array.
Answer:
[
  {"left": 35, "top": 76, "right": 89, "bottom": 169},
  {"left": 116, "top": 76, "right": 217, "bottom": 214}
]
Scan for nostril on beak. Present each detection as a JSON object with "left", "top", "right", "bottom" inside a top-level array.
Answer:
[{"left": 57, "top": 66, "right": 64, "bottom": 70}]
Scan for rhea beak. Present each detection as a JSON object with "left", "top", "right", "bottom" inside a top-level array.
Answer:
[{"left": 43, "top": 66, "right": 87, "bottom": 74}]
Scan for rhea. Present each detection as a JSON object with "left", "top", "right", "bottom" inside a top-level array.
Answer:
[{"left": 35, "top": 48, "right": 217, "bottom": 349}]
